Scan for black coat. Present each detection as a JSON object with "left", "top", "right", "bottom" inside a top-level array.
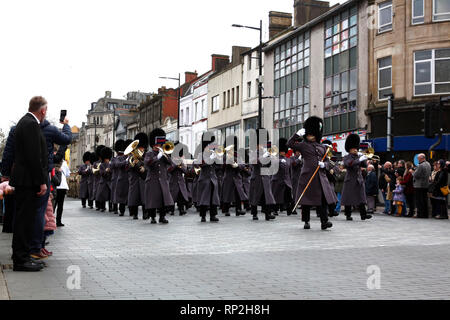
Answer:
[
  {"left": 249, "top": 150, "right": 276, "bottom": 206},
  {"left": 144, "top": 150, "right": 174, "bottom": 209},
  {"left": 341, "top": 153, "right": 367, "bottom": 206},
  {"left": 40, "top": 120, "right": 72, "bottom": 172},
  {"left": 78, "top": 164, "right": 91, "bottom": 199},
  {"left": 431, "top": 170, "right": 448, "bottom": 198},
  {"left": 127, "top": 159, "right": 146, "bottom": 207},
  {"left": 10, "top": 113, "right": 48, "bottom": 188},
  {"left": 0, "top": 126, "right": 16, "bottom": 178},
  {"left": 271, "top": 155, "right": 293, "bottom": 204},
  {"left": 96, "top": 162, "right": 111, "bottom": 202},
  {"left": 114, "top": 155, "right": 129, "bottom": 204},
  {"left": 365, "top": 171, "right": 378, "bottom": 196},
  {"left": 168, "top": 163, "right": 190, "bottom": 203},
  {"left": 290, "top": 156, "right": 303, "bottom": 201}
]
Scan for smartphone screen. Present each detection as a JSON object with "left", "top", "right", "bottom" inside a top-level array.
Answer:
[{"left": 60, "top": 110, "right": 67, "bottom": 123}]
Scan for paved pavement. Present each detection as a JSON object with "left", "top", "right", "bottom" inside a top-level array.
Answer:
[{"left": 1, "top": 198, "right": 449, "bottom": 300}]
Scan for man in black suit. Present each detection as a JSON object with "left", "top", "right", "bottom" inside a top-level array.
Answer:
[{"left": 9, "top": 96, "right": 49, "bottom": 272}]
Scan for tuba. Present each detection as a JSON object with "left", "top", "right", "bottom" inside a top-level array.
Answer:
[{"left": 125, "top": 140, "right": 144, "bottom": 167}]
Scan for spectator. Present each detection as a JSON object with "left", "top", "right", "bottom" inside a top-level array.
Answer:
[
  {"left": 393, "top": 176, "right": 406, "bottom": 217},
  {"left": 395, "top": 160, "right": 406, "bottom": 178},
  {"left": 401, "top": 161, "right": 415, "bottom": 217},
  {"left": 430, "top": 161, "right": 441, "bottom": 218},
  {"left": 9, "top": 96, "right": 48, "bottom": 272},
  {"left": 379, "top": 162, "right": 396, "bottom": 215},
  {"left": 430, "top": 159, "right": 448, "bottom": 219},
  {"left": 365, "top": 164, "right": 378, "bottom": 215},
  {"left": 412, "top": 153, "right": 431, "bottom": 218},
  {"left": 53, "top": 149, "right": 71, "bottom": 227},
  {"left": 1, "top": 126, "right": 17, "bottom": 233},
  {"left": 333, "top": 162, "right": 346, "bottom": 216}
]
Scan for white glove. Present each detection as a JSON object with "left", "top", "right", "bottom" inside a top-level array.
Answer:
[
  {"left": 359, "top": 155, "right": 368, "bottom": 162},
  {"left": 157, "top": 151, "right": 164, "bottom": 160},
  {"left": 297, "top": 128, "right": 306, "bottom": 136},
  {"left": 232, "top": 162, "right": 238, "bottom": 168},
  {"left": 210, "top": 153, "right": 216, "bottom": 160},
  {"left": 281, "top": 159, "right": 286, "bottom": 164},
  {"left": 357, "top": 152, "right": 363, "bottom": 157},
  {"left": 318, "top": 161, "right": 325, "bottom": 169},
  {"left": 263, "top": 151, "right": 270, "bottom": 158}
]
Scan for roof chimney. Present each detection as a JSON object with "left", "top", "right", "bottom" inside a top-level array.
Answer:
[
  {"left": 211, "top": 54, "right": 230, "bottom": 72},
  {"left": 232, "top": 46, "right": 251, "bottom": 67},
  {"left": 184, "top": 71, "right": 198, "bottom": 84},
  {"left": 269, "top": 11, "right": 293, "bottom": 40},
  {"left": 294, "top": 0, "right": 330, "bottom": 27},
  {"left": 105, "top": 91, "right": 111, "bottom": 98}
]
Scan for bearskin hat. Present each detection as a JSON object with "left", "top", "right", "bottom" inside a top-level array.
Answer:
[
  {"left": 148, "top": 128, "right": 166, "bottom": 147},
  {"left": 345, "top": 134, "right": 360, "bottom": 152},
  {"left": 95, "top": 145, "right": 106, "bottom": 160},
  {"left": 134, "top": 132, "right": 149, "bottom": 149},
  {"left": 90, "top": 151, "right": 98, "bottom": 164},
  {"left": 322, "top": 139, "right": 333, "bottom": 146},
  {"left": 201, "top": 132, "right": 216, "bottom": 151},
  {"left": 101, "top": 147, "right": 113, "bottom": 161},
  {"left": 83, "top": 152, "right": 91, "bottom": 163},
  {"left": 303, "top": 116, "right": 323, "bottom": 141},
  {"left": 279, "top": 138, "right": 289, "bottom": 153},
  {"left": 114, "top": 139, "right": 126, "bottom": 153}
]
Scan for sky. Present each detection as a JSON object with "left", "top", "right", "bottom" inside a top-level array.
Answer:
[{"left": 0, "top": 0, "right": 341, "bottom": 133}]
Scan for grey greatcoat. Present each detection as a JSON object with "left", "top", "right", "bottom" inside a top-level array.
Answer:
[
  {"left": 110, "top": 157, "right": 119, "bottom": 204},
  {"left": 215, "top": 165, "right": 224, "bottom": 200},
  {"left": 78, "top": 164, "right": 91, "bottom": 199},
  {"left": 168, "top": 163, "right": 190, "bottom": 203},
  {"left": 88, "top": 166, "right": 95, "bottom": 201},
  {"left": 287, "top": 134, "right": 336, "bottom": 206},
  {"left": 341, "top": 153, "right": 367, "bottom": 206},
  {"left": 241, "top": 165, "right": 251, "bottom": 197},
  {"left": 144, "top": 150, "right": 174, "bottom": 209},
  {"left": 196, "top": 157, "right": 220, "bottom": 207},
  {"left": 192, "top": 174, "right": 199, "bottom": 204},
  {"left": 96, "top": 162, "right": 111, "bottom": 202},
  {"left": 184, "top": 165, "right": 195, "bottom": 201},
  {"left": 221, "top": 162, "right": 248, "bottom": 203},
  {"left": 127, "top": 160, "right": 146, "bottom": 207},
  {"left": 249, "top": 151, "right": 276, "bottom": 206},
  {"left": 290, "top": 156, "right": 303, "bottom": 203},
  {"left": 115, "top": 155, "right": 129, "bottom": 204},
  {"left": 270, "top": 155, "right": 293, "bottom": 204}
]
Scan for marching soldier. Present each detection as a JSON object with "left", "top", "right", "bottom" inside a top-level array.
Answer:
[
  {"left": 271, "top": 138, "right": 294, "bottom": 215},
  {"left": 249, "top": 129, "right": 276, "bottom": 221},
  {"left": 93, "top": 145, "right": 105, "bottom": 211},
  {"left": 322, "top": 140, "right": 339, "bottom": 218},
  {"left": 127, "top": 133, "right": 148, "bottom": 220},
  {"left": 241, "top": 149, "right": 251, "bottom": 212},
  {"left": 290, "top": 145, "right": 303, "bottom": 215},
  {"left": 287, "top": 116, "right": 335, "bottom": 230},
  {"left": 221, "top": 136, "right": 248, "bottom": 217},
  {"left": 115, "top": 139, "right": 132, "bottom": 216},
  {"left": 110, "top": 139, "right": 126, "bottom": 214},
  {"left": 87, "top": 152, "right": 97, "bottom": 209},
  {"left": 144, "top": 128, "right": 174, "bottom": 224},
  {"left": 78, "top": 152, "right": 92, "bottom": 208},
  {"left": 340, "top": 134, "right": 373, "bottom": 221},
  {"left": 195, "top": 133, "right": 220, "bottom": 222},
  {"left": 96, "top": 147, "right": 113, "bottom": 212},
  {"left": 168, "top": 142, "right": 190, "bottom": 216}
]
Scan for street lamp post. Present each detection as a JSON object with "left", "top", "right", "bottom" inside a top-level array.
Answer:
[
  {"left": 159, "top": 74, "right": 181, "bottom": 141},
  {"left": 232, "top": 20, "right": 263, "bottom": 129}
]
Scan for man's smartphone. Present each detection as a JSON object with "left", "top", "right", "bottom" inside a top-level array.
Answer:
[{"left": 59, "top": 110, "right": 67, "bottom": 123}]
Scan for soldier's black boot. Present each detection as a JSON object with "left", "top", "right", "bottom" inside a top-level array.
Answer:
[
  {"left": 119, "top": 204, "right": 125, "bottom": 216},
  {"left": 345, "top": 206, "right": 353, "bottom": 221},
  {"left": 179, "top": 204, "right": 186, "bottom": 216},
  {"left": 320, "top": 208, "right": 333, "bottom": 230},
  {"left": 251, "top": 206, "right": 258, "bottom": 220},
  {"left": 304, "top": 222, "right": 311, "bottom": 229},
  {"left": 222, "top": 203, "right": 230, "bottom": 216},
  {"left": 210, "top": 206, "right": 219, "bottom": 222},
  {"left": 360, "top": 204, "right": 372, "bottom": 220},
  {"left": 200, "top": 206, "right": 207, "bottom": 222},
  {"left": 159, "top": 209, "right": 169, "bottom": 224},
  {"left": 236, "top": 202, "right": 246, "bottom": 216}
]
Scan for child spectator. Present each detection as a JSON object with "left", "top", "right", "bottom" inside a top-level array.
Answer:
[{"left": 393, "top": 176, "right": 406, "bottom": 217}]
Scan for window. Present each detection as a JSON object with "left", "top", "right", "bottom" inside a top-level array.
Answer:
[
  {"left": 378, "top": 1, "right": 393, "bottom": 33},
  {"left": 412, "top": 0, "right": 424, "bottom": 24},
  {"left": 324, "top": 6, "right": 358, "bottom": 134},
  {"left": 378, "top": 56, "right": 392, "bottom": 100},
  {"left": 212, "top": 95, "right": 219, "bottom": 112},
  {"left": 223, "top": 92, "right": 226, "bottom": 109},
  {"left": 195, "top": 102, "right": 199, "bottom": 121},
  {"left": 202, "top": 99, "right": 206, "bottom": 118},
  {"left": 227, "top": 90, "right": 230, "bottom": 107},
  {"left": 186, "top": 107, "right": 189, "bottom": 125},
  {"left": 433, "top": 0, "right": 450, "bottom": 21},
  {"left": 180, "top": 110, "right": 184, "bottom": 124},
  {"left": 236, "top": 86, "right": 240, "bottom": 104},
  {"left": 414, "top": 48, "right": 450, "bottom": 95},
  {"left": 247, "top": 81, "right": 252, "bottom": 98},
  {"left": 248, "top": 55, "right": 252, "bottom": 70},
  {"left": 231, "top": 88, "right": 235, "bottom": 106}
]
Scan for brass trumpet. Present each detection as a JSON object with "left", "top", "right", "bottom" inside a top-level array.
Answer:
[
  {"left": 92, "top": 164, "right": 100, "bottom": 174},
  {"left": 162, "top": 141, "right": 175, "bottom": 155},
  {"left": 125, "top": 140, "right": 144, "bottom": 167},
  {"left": 362, "top": 147, "right": 376, "bottom": 159},
  {"left": 267, "top": 145, "right": 278, "bottom": 157}
]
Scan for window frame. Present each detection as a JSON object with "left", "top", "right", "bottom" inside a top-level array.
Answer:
[
  {"left": 211, "top": 95, "right": 219, "bottom": 113},
  {"left": 247, "top": 81, "right": 252, "bottom": 99},
  {"left": 433, "top": 0, "right": 450, "bottom": 22},
  {"left": 414, "top": 48, "right": 450, "bottom": 96},
  {"left": 411, "top": 0, "right": 425, "bottom": 25},
  {"left": 378, "top": 56, "right": 393, "bottom": 101},
  {"left": 378, "top": 1, "right": 393, "bottom": 33}
]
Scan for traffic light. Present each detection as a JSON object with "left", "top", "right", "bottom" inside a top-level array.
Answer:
[{"left": 423, "top": 102, "right": 442, "bottom": 139}]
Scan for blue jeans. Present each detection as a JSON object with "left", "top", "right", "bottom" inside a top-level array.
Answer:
[
  {"left": 30, "top": 178, "right": 50, "bottom": 254},
  {"left": 382, "top": 191, "right": 391, "bottom": 214},
  {"left": 335, "top": 192, "right": 341, "bottom": 214}
]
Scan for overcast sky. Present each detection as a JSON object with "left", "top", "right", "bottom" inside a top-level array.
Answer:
[{"left": 0, "top": 0, "right": 341, "bottom": 133}]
